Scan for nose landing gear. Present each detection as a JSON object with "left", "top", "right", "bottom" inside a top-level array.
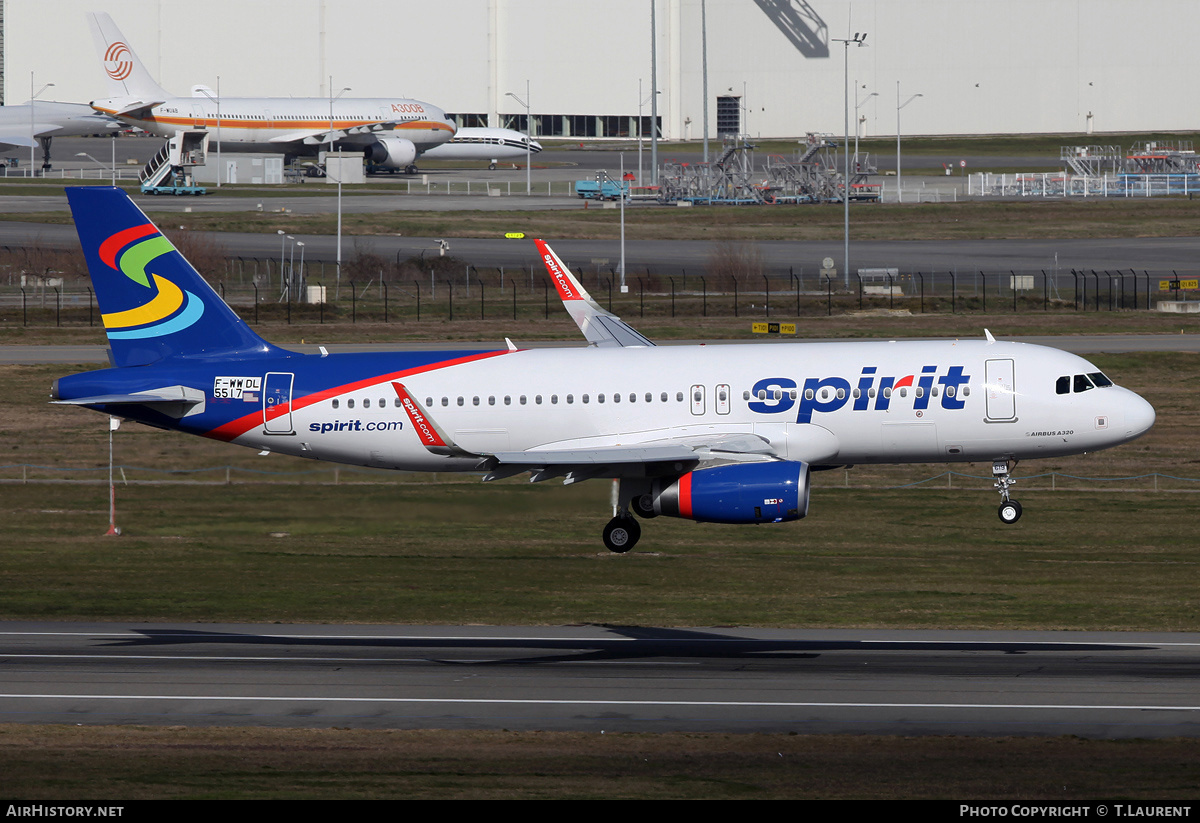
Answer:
[{"left": 993, "top": 459, "right": 1022, "bottom": 524}]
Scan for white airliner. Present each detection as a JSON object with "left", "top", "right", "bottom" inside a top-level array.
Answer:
[
  {"left": 53, "top": 187, "right": 1156, "bottom": 552},
  {"left": 418, "top": 128, "right": 542, "bottom": 168},
  {"left": 0, "top": 101, "right": 122, "bottom": 170},
  {"left": 87, "top": 12, "right": 455, "bottom": 172}
]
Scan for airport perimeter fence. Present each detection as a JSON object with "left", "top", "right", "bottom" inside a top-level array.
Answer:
[
  {"left": 2, "top": 462, "right": 1198, "bottom": 493},
  {"left": 2, "top": 261, "right": 1195, "bottom": 328}
]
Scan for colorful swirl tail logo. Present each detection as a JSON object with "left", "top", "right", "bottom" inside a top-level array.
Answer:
[
  {"left": 99, "top": 224, "right": 204, "bottom": 339},
  {"left": 103, "top": 41, "right": 134, "bottom": 82}
]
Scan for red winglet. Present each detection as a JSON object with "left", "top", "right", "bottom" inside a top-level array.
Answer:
[
  {"left": 392, "top": 382, "right": 446, "bottom": 448},
  {"left": 534, "top": 239, "right": 583, "bottom": 302}
]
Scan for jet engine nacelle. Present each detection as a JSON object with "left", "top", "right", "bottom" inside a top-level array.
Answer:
[
  {"left": 651, "top": 461, "right": 811, "bottom": 524},
  {"left": 364, "top": 136, "right": 418, "bottom": 168}
]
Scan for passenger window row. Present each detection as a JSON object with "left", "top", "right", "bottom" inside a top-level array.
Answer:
[
  {"left": 427, "top": 391, "right": 689, "bottom": 407},
  {"left": 326, "top": 381, "right": 981, "bottom": 413},
  {"left": 332, "top": 396, "right": 399, "bottom": 410}
]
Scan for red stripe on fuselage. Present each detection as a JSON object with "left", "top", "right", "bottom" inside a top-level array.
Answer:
[{"left": 205, "top": 350, "right": 509, "bottom": 442}]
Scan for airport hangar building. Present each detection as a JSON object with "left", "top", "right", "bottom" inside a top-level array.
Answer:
[{"left": 2, "top": 0, "right": 1195, "bottom": 143}]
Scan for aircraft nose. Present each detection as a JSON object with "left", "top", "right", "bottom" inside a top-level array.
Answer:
[{"left": 1123, "top": 391, "right": 1156, "bottom": 438}]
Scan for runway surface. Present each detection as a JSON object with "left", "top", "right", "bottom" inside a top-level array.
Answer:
[{"left": 1, "top": 623, "right": 1197, "bottom": 737}]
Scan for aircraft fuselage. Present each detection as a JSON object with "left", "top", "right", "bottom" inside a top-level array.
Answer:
[{"left": 55, "top": 340, "right": 1155, "bottom": 474}]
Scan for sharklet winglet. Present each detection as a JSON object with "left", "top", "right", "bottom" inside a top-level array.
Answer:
[
  {"left": 392, "top": 382, "right": 480, "bottom": 458},
  {"left": 534, "top": 239, "right": 655, "bottom": 348}
]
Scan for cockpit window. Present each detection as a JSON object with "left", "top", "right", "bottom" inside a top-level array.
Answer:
[
  {"left": 1056, "top": 376, "right": 1070, "bottom": 395},
  {"left": 1089, "top": 372, "right": 1113, "bottom": 388},
  {"left": 1073, "top": 374, "right": 1095, "bottom": 393}
]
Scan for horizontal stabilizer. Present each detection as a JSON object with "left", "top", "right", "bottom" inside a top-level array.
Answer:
[
  {"left": 114, "top": 99, "right": 164, "bottom": 117},
  {"left": 52, "top": 385, "right": 205, "bottom": 418}
]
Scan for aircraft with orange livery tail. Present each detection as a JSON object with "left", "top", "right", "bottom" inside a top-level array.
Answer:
[
  {"left": 53, "top": 187, "right": 1156, "bottom": 552},
  {"left": 87, "top": 12, "right": 454, "bottom": 172}
]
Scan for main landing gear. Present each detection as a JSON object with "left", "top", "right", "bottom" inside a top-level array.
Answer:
[
  {"left": 993, "top": 459, "right": 1023, "bottom": 524},
  {"left": 601, "top": 484, "right": 654, "bottom": 552},
  {"left": 602, "top": 515, "right": 641, "bottom": 553}
]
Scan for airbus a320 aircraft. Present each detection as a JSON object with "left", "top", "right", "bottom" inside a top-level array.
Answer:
[
  {"left": 53, "top": 187, "right": 1156, "bottom": 551},
  {"left": 87, "top": 12, "right": 454, "bottom": 172}
]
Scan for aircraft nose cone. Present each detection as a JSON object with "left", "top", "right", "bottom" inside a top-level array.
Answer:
[{"left": 1125, "top": 392, "right": 1156, "bottom": 438}]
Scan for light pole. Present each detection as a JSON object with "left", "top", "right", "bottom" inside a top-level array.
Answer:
[
  {"left": 75, "top": 152, "right": 114, "bottom": 186},
  {"left": 896, "top": 82, "right": 923, "bottom": 203},
  {"left": 30, "top": 75, "right": 54, "bottom": 176},
  {"left": 701, "top": 0, "right": 709, "bottom": 164},
  {"left": 277, "top": 230, "right": 286, "bottom": 293},
  {"left": 854, "top": 85, "right": 878, "bottom": 168},
  {"left": 637, "top": 80, "right": 658, "bottom": 184},
  {"left": 619, "top": 153, "right": 627, "bottom": 293},
  {"left": 197, "top": 78, "right": 221, "bottom": 187},
  {"left": 329, "top": 81, "right": 351, "bottom": 297},
  {"left": 833, "top": 32, "right": 868, "bottom": 289},
  {"left": 650, "top": 1, "right": 658, "bottom": 186},
  {"left": 296, "top": 242, "right": 305, "bottom": 300},
  {"left": 505, "top": 83, "right": 531, "bottom": 195},
  {"left": 287, "top": 235, "right": 296, "bottom": 301}
]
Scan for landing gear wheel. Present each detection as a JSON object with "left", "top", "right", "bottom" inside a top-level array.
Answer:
[
  {"left": 602, "top": 516, "right": 641, "bottom": 553},
  {"left": 405, "top": 164, "right": 418, "bottom": 175},
  {"left": 998, "top": 500, "right": 1023, "bottom": 524},
  {"left": 630, "top": 493, "right": 657, "bottom": 519}
]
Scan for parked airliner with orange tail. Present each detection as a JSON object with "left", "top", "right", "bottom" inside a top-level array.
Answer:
[
  {"left": 53, "top": 187, "right": 1155, "bottom": 551},
  {"left": 87, "top": 12, "right": 454, "bottom": 173}
]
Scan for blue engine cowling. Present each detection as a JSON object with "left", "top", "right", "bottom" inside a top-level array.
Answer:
[{"left": 651, "top": 461, "right": 811, "bottom": 524}]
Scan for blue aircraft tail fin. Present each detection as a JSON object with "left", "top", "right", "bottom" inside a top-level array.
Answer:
[{"left": 66, "top": 186, "right": 283, "bottom": 367}]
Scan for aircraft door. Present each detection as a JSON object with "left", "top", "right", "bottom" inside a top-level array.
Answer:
[
  {"left": 263, "top": 372, "right": 295, "bottom": 434},
  {"left": 690, "top": 384, "right": 706, "bottom": 416},
  {"left": 190, "top": 103, "right": 211, "bottom": 130},
  {"left": 985, "top": 359, "right": 1016, "bottom": 421},
  {"left": 715, "top": 384, "right": 731, "bottom": 415}
]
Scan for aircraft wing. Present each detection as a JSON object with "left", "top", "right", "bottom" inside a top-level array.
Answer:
[
  {"left": 392, "top": 382, "right": 802, "bottom": 484},
  {"left": 535, "top": 239, "right": 654, "bottom": 348},
  {"left": 0, "top": 135, "right": 38, "bottom": 149},
  {"left": 269, "top": 130, "right": 338, "bottom": 146},
  {"left": 267, "top": 121, "right": 433, "bottom": 148}
]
